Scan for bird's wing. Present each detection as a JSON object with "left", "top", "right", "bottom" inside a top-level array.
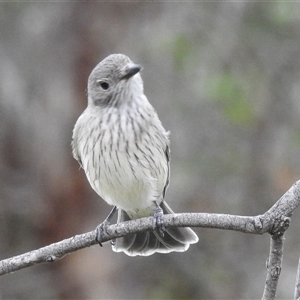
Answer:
[
  {"left": 71, "top": 123, "right": 83, "bottom": 168},
  {"left": 162, "top": 144, "right": 170, "bottom": 199}
]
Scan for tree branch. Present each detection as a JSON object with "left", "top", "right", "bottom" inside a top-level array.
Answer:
[
  {"left": 0, "top": 213, "right": 259, "bottom": 276},
  {"left": 294, "top": 254, "right": 300, "bottom": 300},
  {"left": 262, "top": 234, "right": 285, "bottom": 300},
  {"left": 1, "top": 181, "right": 300, "bottom": 298}
]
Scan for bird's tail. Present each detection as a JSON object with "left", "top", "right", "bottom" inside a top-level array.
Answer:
[{"left": 112, "top": 201, "right": 199, "bottom": 256}]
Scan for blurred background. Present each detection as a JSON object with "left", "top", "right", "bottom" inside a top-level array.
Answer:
[{"left": 1, "top": 2, "right": 300, "bottom": 299}]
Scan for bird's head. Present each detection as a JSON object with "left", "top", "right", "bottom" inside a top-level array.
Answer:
[{"left": 87, "top": 54, "right": 143, "bottom": 108}]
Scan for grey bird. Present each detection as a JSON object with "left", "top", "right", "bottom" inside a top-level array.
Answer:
[{"left": 72, "top": 53, "right": 198, "bottom": 256}]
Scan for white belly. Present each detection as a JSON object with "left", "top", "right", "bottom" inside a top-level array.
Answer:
[
  {"left": 74, "top": 103, "right": 169, "bottom": 218},
  {"left": 89, "top": 149, "right": 160, "bottom": 217},
  {"left": 81, "top": 125, "right": 168, "bottom": 218}
]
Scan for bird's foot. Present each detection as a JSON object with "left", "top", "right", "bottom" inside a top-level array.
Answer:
[
  {"left": 153, "top": 205, "right": 165, "bottom": 237},
  {"left": 95, "top": 206, "right": 117, "bottom": 247},
  {"left": 96, "top": 221, "right": 109, "bottom": 247}
]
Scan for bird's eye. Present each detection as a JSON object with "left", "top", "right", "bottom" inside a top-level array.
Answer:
[{"left": 97, "top": 80, "right": 110, "bottom": 90}]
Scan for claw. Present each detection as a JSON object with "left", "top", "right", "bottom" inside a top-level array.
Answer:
[
  {"left": 95, "top": 206, "right": 117, "bottom": 247},
  {"left": 96, "top": 221, "right": 109, "bottom": 247},
  {"left": 153, "top": 205, "right": 165, "bottom": 237}
]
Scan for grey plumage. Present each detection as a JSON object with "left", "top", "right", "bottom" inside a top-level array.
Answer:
[{"left": 72, "top": 53, "right": 198, "bottom": 256}]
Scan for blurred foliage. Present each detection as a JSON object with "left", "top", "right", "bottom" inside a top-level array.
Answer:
[
  {"left": 172, "top": 34, "right": 194, "bottom": 71},
  {"left": 269, "top": 2, "right": 295, "bottom": 25},
  {"left": 208, "top": 72, "right": 255, "bottom": 125}
]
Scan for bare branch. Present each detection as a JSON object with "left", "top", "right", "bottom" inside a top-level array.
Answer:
[
  {"left": 0, "top": 180, "right": 300, "bottom": 300},
  {"left": 262, "top": 234, "right": 285, "bottom": 300},
  {"left": 0, "top": 231, "right": 96, "bottom": 276},
  {"left": 0, "top": 213, "right": 261, "bottom": 276},
  {"left": 294, "top": 255, "right": 300, "bottom": 300}
]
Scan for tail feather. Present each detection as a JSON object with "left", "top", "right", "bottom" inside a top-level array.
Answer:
[
  {"left": 112, "top": 201, "right": 198, "bottom": 256},
  {"left": 113, "top": 210, "right": 136, "bottom": 250},
  {"left": 160, "top": 201, "right": 199, "bottom": 244},
  {"left": 126, "top": 232, "right": 150, "bottom": 253}
]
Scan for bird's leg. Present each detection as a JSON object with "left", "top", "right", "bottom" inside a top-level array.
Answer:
[
  {"left": 153, "top": 202, "right": 165, "bottom": 237},
  {"left": 96, "top": 206, "right": 117, "bottom": 247}
]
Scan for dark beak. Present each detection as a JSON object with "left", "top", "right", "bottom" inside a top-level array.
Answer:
[{"left": 121, "top": 63, "right": 142, "bottom": 80}]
